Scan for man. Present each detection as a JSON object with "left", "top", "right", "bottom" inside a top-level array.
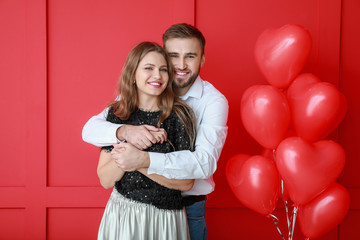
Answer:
[{"left": 83, "top": 23, "right": 228, "bottom": 239}]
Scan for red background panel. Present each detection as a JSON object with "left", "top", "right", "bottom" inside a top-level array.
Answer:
[
  {"left": 0, "top": 0, "right": 27, "bottom": 186},
  {"left": 47, "top": 208, "right": 104, "bottom": 240},
  {"left": 339, "top": 211, "right": 360, "bottom": 240},
  {"left": 1, "top": 0, "right": 359, "bottom": 239},
  {"left": 339, "top": 0, "right": 360, "bottom": 187},
  {"left": 337, "top": 1, "right": 360, "bottom": 239},
  {"left": 0, "top": 209, "right": 26, "bottom": 240}
]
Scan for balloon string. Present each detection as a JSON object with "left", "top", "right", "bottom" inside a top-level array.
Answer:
[
  {"left": 277, "top": 153, "right": 300, "bottom": 240},
  {"left": 269, "top": 214, "right": 286, "bottom": 240},
  {"left": 289, "top": 205, "right": 299, "bottom": 240},
  {"left": 281, "top": 179, "right": 299, "bottom": 240},
  {"left": 281, "top": 179, "right": 293, "bottom": 240},
  {"left": 285, "top": 200, "right": 292, "bottom": 238},
  {"left": 281, "top": 180, "right": 291, "bottom": 232}
]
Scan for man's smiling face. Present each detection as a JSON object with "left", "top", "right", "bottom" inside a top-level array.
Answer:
[{"left": 165, "top": 37, "right": 205, "bottom": 96}]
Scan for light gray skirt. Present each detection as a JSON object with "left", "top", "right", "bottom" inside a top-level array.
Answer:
[{"left": 98, "top": 188, "right": 190, "bottom": 240}]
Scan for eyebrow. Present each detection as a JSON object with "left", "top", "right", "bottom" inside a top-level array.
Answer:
[
  {"left": 167, "top": 52, "right": 198, "bottom": 56},
  {"left": 143, "top": 63, "right": 167, "bottom": 68}
]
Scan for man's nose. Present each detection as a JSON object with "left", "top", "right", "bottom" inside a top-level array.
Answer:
[{"left": 176, "top": 57, "right": 186, "bottom": 69}]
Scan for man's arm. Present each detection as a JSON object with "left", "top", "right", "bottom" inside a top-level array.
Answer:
[
  {"left": 149, "top": 96, "right": 228, "bottom": 179},
  {"left": 113, "top": 95, "right": 229, "bottom": 179},
  {"left": 109, "top": 144, "right": 194, "bottom": 191},
  {"left": 82, "top": 107, "right": 167, "bottom": 148},
  {"left": 82, "top": 108, "right": 121, "bottom": 147},
  {"left": 149, "top": 124, "right": 228, "bottom": 179}
]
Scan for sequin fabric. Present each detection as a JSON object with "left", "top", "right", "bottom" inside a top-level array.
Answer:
[{"left": 102, "top": 107, "right": 191, "bottom": 210}]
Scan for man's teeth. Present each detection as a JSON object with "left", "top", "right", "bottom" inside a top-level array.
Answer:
[{"left": 177, "top": 72, "right": 187, "bottom": 76}]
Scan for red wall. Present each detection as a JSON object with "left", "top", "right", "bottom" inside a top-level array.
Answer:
[
  {"left": 1, "top": 0, "right": 359, "bottom": 239},
  {"left": 337, "top": 0, "right": 360, "bottom": 239}
]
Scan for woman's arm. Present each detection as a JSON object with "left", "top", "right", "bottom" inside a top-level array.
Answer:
[
  {"left": 97, "top": 149, "right": 125, "bottom": 189},
  {"left": 137, "top": 168, "right": 194, "bottom": 191},
  {"left": 110, "top": 143, "right": 194, "bottom": 191}
]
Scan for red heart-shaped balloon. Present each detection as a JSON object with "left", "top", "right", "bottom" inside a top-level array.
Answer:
[
  {"left": 287, "top": 73, "right": 347, "bottom": 142},
  {"left": 241, "top": 85, "right": 290, "bottom": 149},
  {"left": 254, "top": 24, "right": 312, "bottom": 89},
  {"left": 226, "top": 154, "right": 280, "bottom": 215},
  {"left": 298, "top": 183, "right": 350, "bottom": 239},
  {"left": 275, "top": 137, "right": 345, "bottom": 205},
  {"left": 225, "top": 154, "right": 250, "bottom": 185}
]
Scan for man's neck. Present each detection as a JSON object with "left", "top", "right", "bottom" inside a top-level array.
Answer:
[{"left": 175, "top": 82, "right": 194, "bottom": 96}]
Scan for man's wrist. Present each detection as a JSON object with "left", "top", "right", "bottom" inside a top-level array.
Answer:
[{"left": 141, "top": 151, "right": 150, "bottom": 168}]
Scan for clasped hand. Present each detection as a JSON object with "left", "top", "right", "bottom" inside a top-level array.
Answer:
[
  {"left": 118, "top": 124, "right": 167, "bottom": 150},
  {"left": 112, "top": 125, "right": 167, "bottom": 171}
]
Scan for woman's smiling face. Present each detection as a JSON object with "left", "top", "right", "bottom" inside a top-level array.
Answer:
[{"left": 135, "top": 51, "right": 169, "bottom": 99}]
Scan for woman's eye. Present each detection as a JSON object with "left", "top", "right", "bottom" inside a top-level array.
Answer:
[
  {"left": 145, "top": 67, "right": 153, "bottom": 70},
  {"left": 160, "top": 68, "right": 168, "bottom": 72}
]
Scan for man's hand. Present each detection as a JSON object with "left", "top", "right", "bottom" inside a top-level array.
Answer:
[
  {"left": 116, "top": 125, "right": 167, "bottom": 150},
  {"left": 111, "top": 142, "right": 150, "bottom": 171}
]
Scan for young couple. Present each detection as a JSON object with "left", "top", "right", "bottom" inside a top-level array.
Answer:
[{"left": 82, "top": 23, "right": 229, "bottom": 240}]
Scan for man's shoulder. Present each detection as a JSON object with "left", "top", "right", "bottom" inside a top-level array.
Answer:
[{"left": 199, "top": 79, "right": 228, "bottom": 102}]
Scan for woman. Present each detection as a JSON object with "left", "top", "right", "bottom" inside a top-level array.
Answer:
[{"left": 97, "top": 42, "right": 196, "bottom": 240}]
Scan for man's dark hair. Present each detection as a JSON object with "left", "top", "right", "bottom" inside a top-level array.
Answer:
[{"left": 162, "top": 23, "right": 206, "bottom": 55}]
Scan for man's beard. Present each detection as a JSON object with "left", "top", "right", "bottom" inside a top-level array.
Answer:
[{"left": 174, "top": 69, "right": 200, "bottom": 89}]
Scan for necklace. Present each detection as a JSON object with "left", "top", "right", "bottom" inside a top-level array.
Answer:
[{"left": 138, "top": 107, "right": 161, "bottom": 112}]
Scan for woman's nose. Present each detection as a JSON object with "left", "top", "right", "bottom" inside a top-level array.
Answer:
[{"left": 153, "top": 69, "right": 161, "bottom": 79}]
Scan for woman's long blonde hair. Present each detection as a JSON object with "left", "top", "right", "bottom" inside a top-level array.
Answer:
[{"left": 110, "top": 42, "right": 196, "bottom": 150}]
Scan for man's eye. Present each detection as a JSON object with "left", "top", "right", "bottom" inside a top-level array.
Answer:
[
  {"left": 187, "top": 55, "right": 195, "bottom": 59},
  {"left": 169, "top": 55, "right": 178, "bottom": 58}
]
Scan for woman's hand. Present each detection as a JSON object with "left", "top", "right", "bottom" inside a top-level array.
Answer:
[
  {"left": 116, "top": 125, "right": 167, "bottom": 150},
  {"left": 111, "top": 142, "right": 150, "bottom": 171}
]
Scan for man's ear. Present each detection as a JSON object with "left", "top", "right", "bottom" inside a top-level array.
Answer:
[{"left": 200, "top": 53, "right": 206, "bottom": 67}]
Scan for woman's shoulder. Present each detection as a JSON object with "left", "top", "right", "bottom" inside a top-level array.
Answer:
[{"left": 106, "top": 106, "right": 122, "bottom": 123}]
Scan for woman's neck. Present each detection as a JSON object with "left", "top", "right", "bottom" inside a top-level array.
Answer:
[{"left": 137, "top": 96, "right": 160, "bottom": 112}]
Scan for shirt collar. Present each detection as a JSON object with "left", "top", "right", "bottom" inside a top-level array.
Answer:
[{"left": 180, "top": 76, "right": 203, "bottom": 101}]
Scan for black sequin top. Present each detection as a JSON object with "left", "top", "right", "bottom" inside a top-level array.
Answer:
[{"left": 102, "top": 107, "right": 192, "bottom": 210}]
